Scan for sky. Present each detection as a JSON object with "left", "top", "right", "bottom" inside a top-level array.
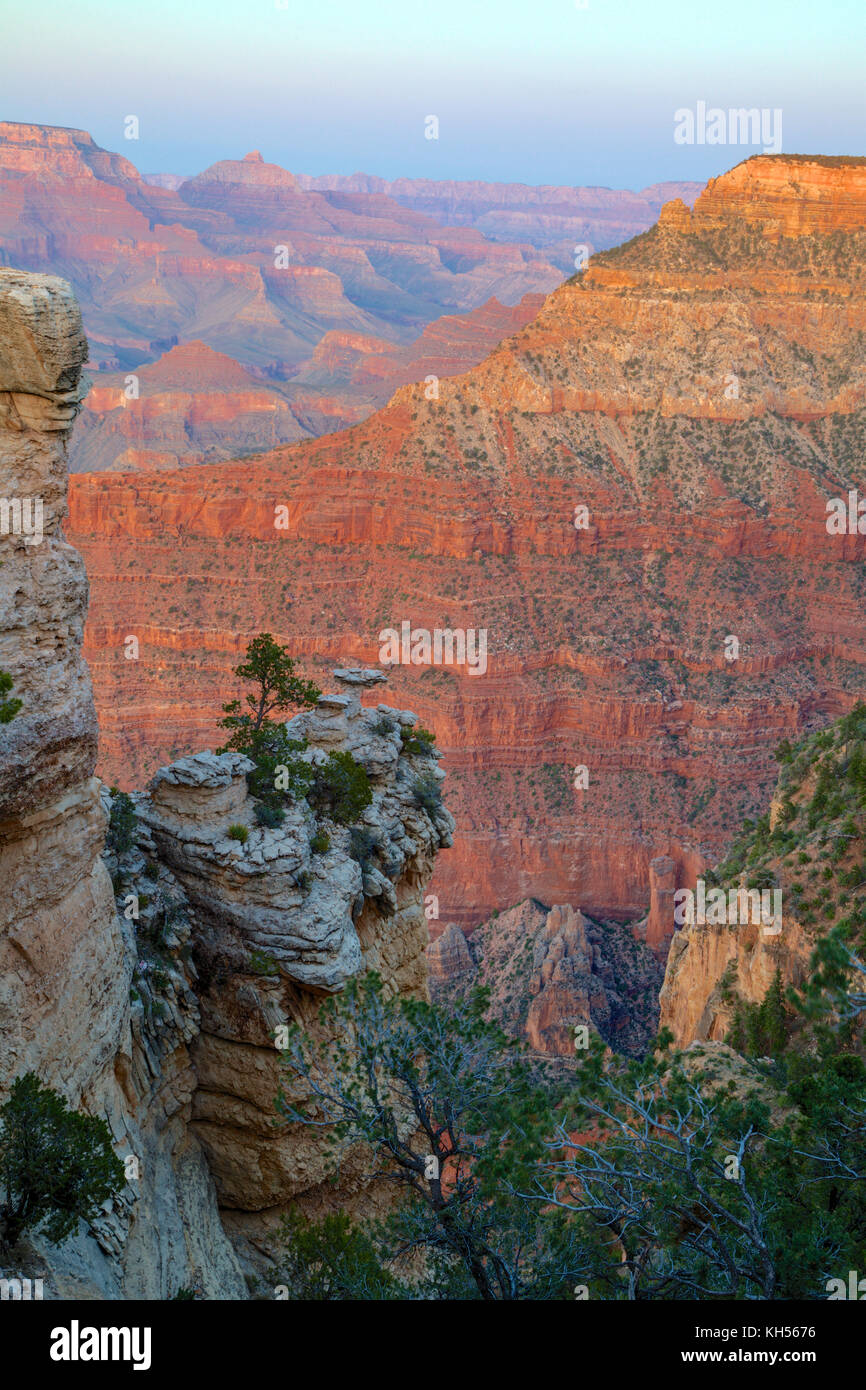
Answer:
[{"left": 3, "top": 0, "right": 865, "bottom": 189}]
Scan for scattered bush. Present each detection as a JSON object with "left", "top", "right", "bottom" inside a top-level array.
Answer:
[
  {"left": 254, "top": 801, "right": 286, "bottom": 828},
  {"left": 310, "top": 829, "right": 331, "bottom": 854},
  {"left": 400, "top": 725, "right": 437, "bottom": 758},
  {"left": 248, "top": 949, "right": 279, "bottom": 978},
  {"left": 107, "top": 790, "right": 137, "bottom": 854},
  {"left": 412, "top": 772, "right": 443, "bottom": 815},
  {"left": 0, "top": 669, "right": 22, "bottom": 725},
  {"left": 227, "top": 824, "right": 249, "bottom": 844},
  {"left": 310, "top": 751, "right": 373, "bottom": 825}
]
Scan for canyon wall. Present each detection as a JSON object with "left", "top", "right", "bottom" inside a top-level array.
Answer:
[
  {"left": 295, "top": 171, "right": 703, "bottom": 272},
  {"left": 0, "top": 268, "right": 245, "bottom": 1298},
  {"left": 658, "top": 711, "right": 864, "bottom": 1048},
  {"left": 67, "top": 154, "right": 866, "bottom": 928},
  {"left": 428, "top": 899, "right": 663, "bottom": 1059},
  {"left": 0, "top": 124, "right": 702, "bottom": 472},
  {"left": 0, "top": 268, "right": 454, "bottom": 1294}
]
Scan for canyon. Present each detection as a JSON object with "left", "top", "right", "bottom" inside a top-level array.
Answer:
[
  {"left": 294, "top": 172, "right": 703, "bottom": 273},
  {"left": 65, "top": 153, "right": 866, "bottom": 931},
  {"left": 0, "top": 123, "right": 700, "bottom": 470},
  {"left": 2, "top": 159, "right": 864, "bottom": 1298}
]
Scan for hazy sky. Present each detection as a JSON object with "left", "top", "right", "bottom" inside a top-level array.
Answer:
[{"left": 3, "top": 0, "right": 864, "bottom": 188}]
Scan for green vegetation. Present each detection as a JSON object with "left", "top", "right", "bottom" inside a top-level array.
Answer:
[
  {"left": 218, "top": 633, "right": 321, "bottom": 745},
  {"left": 0, "top": 669, "right": 22, "bottom": 724},
  {"left": 254, "top": 801, "right": 285, "bottom": 828},
  {"left": 412, "top": 771, "right": 443, "bottom": 815},
  {"left": 106, "top": 789, "right": 137, "bottom": 854},
  {"left": 729, "top": 969, "right": 788, "bottom": 1056},
  {"left": 309, "top": 750, "right": 372, "bottom": 826},
  {"left": 399, "top": 724, "right": 437, "bottom": 757},
  {"left": 227, "top": 824, "right": 249, "bottom": 843},
  {"left": 0, "top": 1074, "right": 125, "bottom": 1251},
  {"left": 247, "top": 948, "right": 279, "bottom": 978},
  {"left": 276, "top": 977, "right": 583, "bottom": 1300},
  {"left": 218, "top": 633, "right": 320, "bottom": 815}
]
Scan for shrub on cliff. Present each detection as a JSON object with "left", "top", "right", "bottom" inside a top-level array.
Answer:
[
  {"left": 106, "top": 789, "right": 137, "bottom": 854},
  {"left": 0, "top": 1074, "right": 125, "bottom": 1252},
  {"left": 218, "top": 634, "right": 320, "bottom": 810},
  {"left": 277, "top": 1210, "right": 409, "bottom": 1300},
  {"left": 309, "top": 750, "right": 372, "bottom": 826},
  {"left": 253, "top": 800, "right": 285, "bottom": 828},
  {"left": 412, "top": 771, "right": 442, "bottom": 815},
  {"left": 246, "top": 724, "right": 314, "bottom": 809},
  {"left": 0, "top": 669, "right": 22, "bottom": 724},
  {"left": 399, "top": 724, "right": 436, "bottom": 757}
]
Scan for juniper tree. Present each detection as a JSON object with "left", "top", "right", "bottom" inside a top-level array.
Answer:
[
  {"left": 218, "top": 634, "right": 321, "bottom": 811},
  {"left": 218, "top": 633, "right": 321, "bottom": 744},
  {"left": 0, "top": 1074, "right": 125, "bottom": 1251}
]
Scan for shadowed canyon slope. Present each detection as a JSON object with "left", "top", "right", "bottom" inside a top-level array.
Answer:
[{"left": 68, "top": 154, "right": 866, "bottom": 927}]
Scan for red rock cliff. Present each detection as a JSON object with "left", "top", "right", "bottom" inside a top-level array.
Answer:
[{"left": 67, "top": 154, "right": 866, "bottom": 926}]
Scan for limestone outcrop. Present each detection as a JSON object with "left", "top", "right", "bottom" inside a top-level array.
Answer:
[{"left": 126, "top": 693, "right": 453, "bottom": 1269}]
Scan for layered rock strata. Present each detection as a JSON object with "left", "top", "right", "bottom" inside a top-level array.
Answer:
[
  {"left": 0, "top": 268, "right": 245, "bottom": 1298},
  {"left": 121, "top": 686, "right": 453, "bottom": 1270},
  {"left": 68, "top": 154, "right": 866, "bottom": 926}
]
